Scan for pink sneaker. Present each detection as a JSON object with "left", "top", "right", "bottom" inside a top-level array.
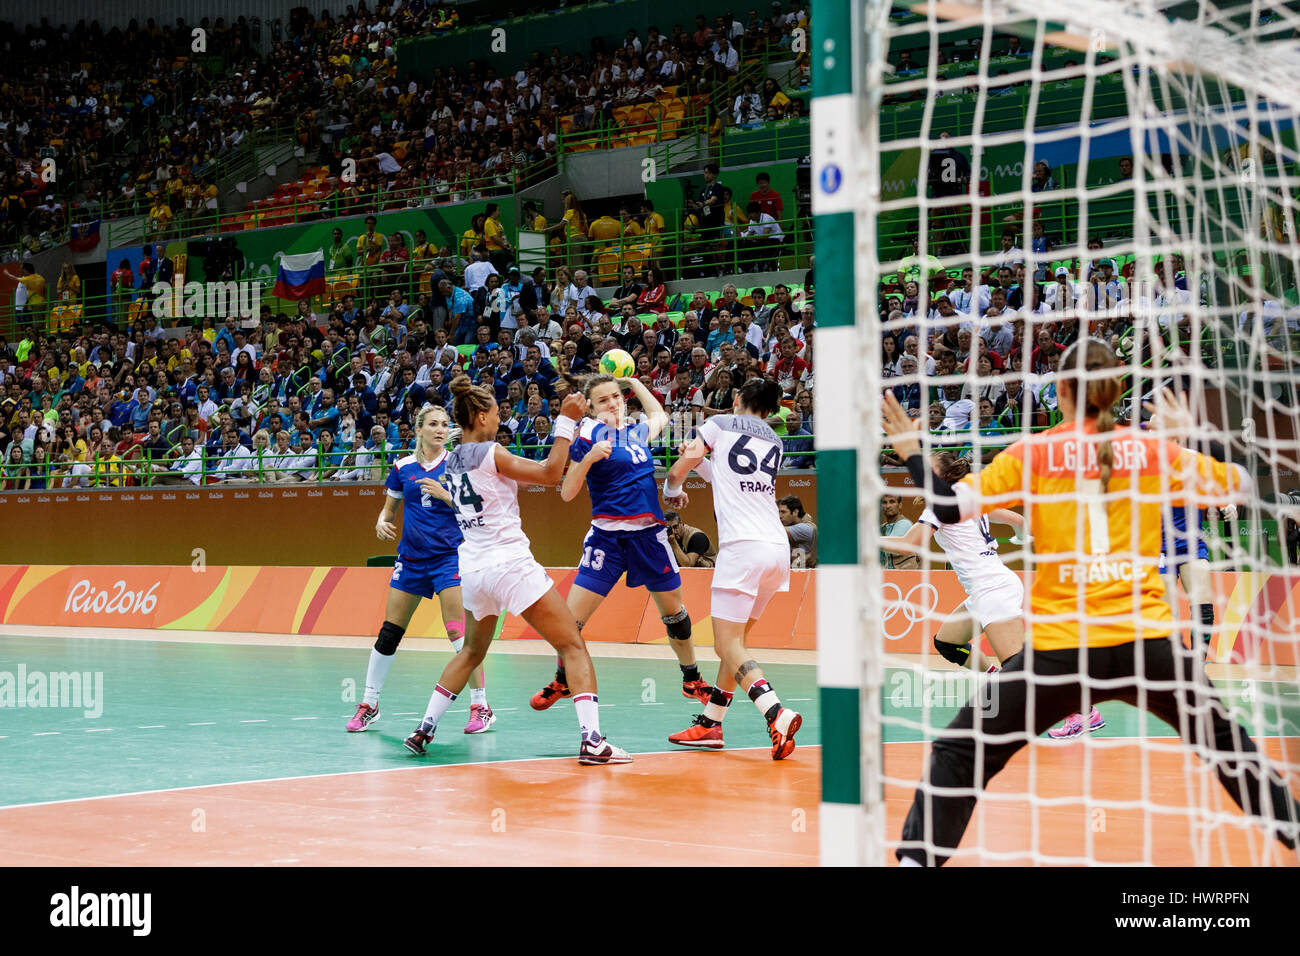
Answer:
[
  {"left": 464, "top": 704, "right": 496, "bottom": 734},
  {"left": 1048, "top": 707, "right": 1104, "bottom": 739},
  {"left": 346, "top": 702, "right": 379, "bottom": 732}
]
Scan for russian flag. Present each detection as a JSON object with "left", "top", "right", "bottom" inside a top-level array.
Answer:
[
  {"left": 69, "top": 218, "right": 100, "bottom": 253},
  {"left": 272, "top": 250, "right": 326, "bottom": 301}
]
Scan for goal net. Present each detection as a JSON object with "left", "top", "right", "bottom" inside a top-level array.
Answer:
[{"left": 838, "top": 0, "right": 1300, "bottom": 865}]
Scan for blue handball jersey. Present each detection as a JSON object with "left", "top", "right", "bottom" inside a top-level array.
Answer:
[
  {"left": 1161, "top": 504, "right": 1206, "bottom": 555},
  {"left": 385, "top": 451, "right": 464, "bottom": 558},
  {"left": 570, "top": 418, "right": 665, "bottom": 523}
]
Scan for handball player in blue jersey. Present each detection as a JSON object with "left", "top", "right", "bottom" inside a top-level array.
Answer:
[
  {"left": 529, "top": 371, "right": 712, "bottom": 709},
  {"left": 346, "top": 404, "right": 495, "bottom": 735},
  {"left": 1161, "top": 501, "right": 1224, "bottom": 644}
]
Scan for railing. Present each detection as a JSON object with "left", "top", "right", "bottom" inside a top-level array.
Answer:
[
  {"left": 719, "top": 116, "right": 809, "bottom": 166},
  {"left": 102, "top": 153, "right": 558, "bottom": 250},
  {"left": 2, "top": 433, "right": 821, "bottom": 491},
  {"left": 516, "top": 212, "right": 812, "bottom": 287}
]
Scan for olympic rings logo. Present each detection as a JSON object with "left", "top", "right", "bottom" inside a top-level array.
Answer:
[{"left": 880, "top": 583, "right": 940, "bottom": 641}]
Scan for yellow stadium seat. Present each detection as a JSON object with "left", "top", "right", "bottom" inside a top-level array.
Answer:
[
  {"left": 595, "top": 251, "right": 622, "bottom": 285},
  {"left": 559, "top": 114, "right": 575, "bottom": 133},
  {"left": 626, "top": 106, "right": 649, "bottom": 127}
]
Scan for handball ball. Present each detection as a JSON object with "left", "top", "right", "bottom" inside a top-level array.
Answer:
[{"left": 599, "top": 348, "right": 635, "bottom": 378}]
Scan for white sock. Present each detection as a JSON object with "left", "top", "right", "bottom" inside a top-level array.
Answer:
[
  {"left": 470, "top": 687, "right": 487, "bottom": 707},
  {"left": 899, "top": 856, "right": 923, "bottom": 867},
  {"left": 364, "top": 649, "right": 395, "bottom": 706},
  {"left": 419, "top": 684, "right": 457, "bottom": 732},
  {"left": 572, "top": 692, "right": 600, "bottom": 743},
  {"left": 703, "top": 688, "right": 733, "bottom": 724}
]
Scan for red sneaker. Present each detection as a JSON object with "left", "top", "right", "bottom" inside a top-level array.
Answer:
[
  {"left": 681, "top": 678, "right": 712, "bottom": 705},
  {"left": 668, "top": 715, "right": 724, "bottom": 749},
  {"left": 529, "top": 678, "right": 571, "bottom": 711},
  {"left": 768, "top": 709, "right": 802, "bottom": 761}
]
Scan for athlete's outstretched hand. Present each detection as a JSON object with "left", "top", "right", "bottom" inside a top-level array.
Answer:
[
  {"left": 559, "top": 392, "right": 587, "bottom": 422},
  {"left": 665, "top": 491, "right": 689, "bottom": 509},
  {"left": 375, "top": 517, "right": 398, "bottom": 541},
  {"left": 1142, "top": 387, "right": 1195, "bottom": 443},
  {"left": 882, "top": 392, "right": 922, "bottom": 460}
]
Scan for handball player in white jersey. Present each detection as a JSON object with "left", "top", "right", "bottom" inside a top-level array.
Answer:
[
  {"left": 403, "top": 374, "right": 632, "bottom": 765},
  {"left": 878, "top": 450, "right": 1026, "bottom": 671},
  {"left": 661, "top": 379, "right": 803, "bottom": 759}
]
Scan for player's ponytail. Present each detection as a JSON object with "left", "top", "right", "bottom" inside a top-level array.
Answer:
[
  {"left": 1060, "top": 338, "right": 1122, "bottom": 492},
  {"left": 737, "top": 378, "right": 781, "bottom": 417},
  {"left": 450, "top": 375, "right": 494, "bottom": 430},
  {"left": 931, "top": 450, "right": 971, "bottom": 485},
  {"left": 558, "top": 370, "right": 616, "bottom": 401}
]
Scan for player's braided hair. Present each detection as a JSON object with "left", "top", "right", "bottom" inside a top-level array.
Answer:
[
  {"left": 449, "top": 375, "right": 495, "bottom": 430},
  {"left": 1060, "top": 338, "right": 1122, "bottom": 492}
]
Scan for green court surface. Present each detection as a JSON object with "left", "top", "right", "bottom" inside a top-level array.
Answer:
[
  {"left": 1, "top": 635, "right": 1295, "bottom": 809},
  {"left": 0, "top": 635, "right": 820, "bottom": 808}
]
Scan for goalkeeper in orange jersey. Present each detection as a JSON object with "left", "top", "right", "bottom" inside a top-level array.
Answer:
[{"left": 882, "top": 338, "right": 1300, "bottom": 866}]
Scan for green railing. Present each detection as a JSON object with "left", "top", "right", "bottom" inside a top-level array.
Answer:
[
  {"left": 2, "top": 431, "right": 820, "bottom": 491},
  {"left": 102, "top": 152, "right": 557, "bottom": 249},
  {"left": 719, "top": 116, "right": 809, "bottom": 166},
  {"left": 516, "top": 212, "right": 812, "bottom": 287}
]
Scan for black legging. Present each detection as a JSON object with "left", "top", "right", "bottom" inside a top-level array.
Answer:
[{"left": 898, "top": 637, "right": 1300, "bottom": 866}]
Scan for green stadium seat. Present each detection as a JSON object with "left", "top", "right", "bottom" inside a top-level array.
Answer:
[
  {"left": 366, "top": 555, "right": 398, "bottom": 567},
  {"left": 456, "top": 344, "right": 478, "bottom": 360}
]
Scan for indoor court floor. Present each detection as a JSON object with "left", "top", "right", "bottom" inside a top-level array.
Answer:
[{"left": 0, "top": 626, "right": 1295, "bottom": 866}]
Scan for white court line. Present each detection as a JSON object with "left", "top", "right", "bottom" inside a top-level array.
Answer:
[
  {"left": 0, "top": 744, "right": 823, "bottom": 812},
  {"left": 84, "top": 728, "right": 112, "bottom": 733},
  {"left": 239, "top": 719, "right": 268, "bottom": 723},
  {"left": 32, "top": 732, "right": 58, "bottom": 736},
  {"left": 188, "top": 722, "right": 215, "bottom": 726},
  {"left": 290, "top": 717, "right": 319, "bottom": 721},
  {"left": 137, "top": 725, "right": 165, "bottom": 729}
]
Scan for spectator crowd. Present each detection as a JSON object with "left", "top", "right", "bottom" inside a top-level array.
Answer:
[{"left": 0, "top": 248, "right": 818, "bottom": 489}]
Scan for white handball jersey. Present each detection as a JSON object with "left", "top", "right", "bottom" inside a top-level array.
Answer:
[
  {"left": 696, "top": 415, "right": 788, "bottom": 549},
  {"left": 444, "top": 441, "right": 534, "bottom": 571},
  {"left": 918, "top": 508, "right": 1009, "bottom": 593}
]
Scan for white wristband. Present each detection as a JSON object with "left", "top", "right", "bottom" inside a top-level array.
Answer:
[
  {"left": 553, "top": 417, "right": 576, "bottom": 442},
  {"left": 663, "top": 477, "right": 683, "bottom": 498}
]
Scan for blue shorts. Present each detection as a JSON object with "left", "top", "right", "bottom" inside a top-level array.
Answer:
[
  {"left": 573, "top": 524, "right": 681, "bottom": 597},
  {"left": 390, "top": 551, "right": 461, "bottom": 600}
]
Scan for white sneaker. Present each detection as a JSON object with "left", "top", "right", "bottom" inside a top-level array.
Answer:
[{"left": 578, "top": 736, "right": 633, "bottom": 765}]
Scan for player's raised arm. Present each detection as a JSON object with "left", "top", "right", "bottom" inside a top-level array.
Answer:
[
  {"left": 494, "top": 392, "right": 587, "bottom": 486},
  {"left": 1145, "top": 386, "right": 1253, "bottom": 506},
  {"left": 622, "top": 375, "right": 669, "bottom": 441}
]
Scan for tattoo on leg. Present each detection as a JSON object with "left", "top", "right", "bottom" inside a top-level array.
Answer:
[{"left": 735, "top": 659, "right": 760, "bottom": 683}]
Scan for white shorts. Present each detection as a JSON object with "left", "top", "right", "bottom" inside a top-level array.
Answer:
[
  {"left": 959, "top": 569, "right": 1025, "bottom": 630},
  {"left": 460, "top": 554, "right": 554, "bottom": 622},
  {"left": 711, "top": 540, "right": 790, "bottom": 623}
]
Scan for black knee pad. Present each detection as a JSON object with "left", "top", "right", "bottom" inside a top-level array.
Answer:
[
  {"left": 933, "top": 636, "right": 971, "bottom": 667},
  {"left": 662, "top": 607, "right": 692, "bottom": 642},
  {"left": 374, "top": 621, "right": 406, "bottom": 656}
]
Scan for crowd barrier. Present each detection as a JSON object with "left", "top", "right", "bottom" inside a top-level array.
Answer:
[{"left": 0, "top": 565, "right": 1294, "bottom": 664}]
